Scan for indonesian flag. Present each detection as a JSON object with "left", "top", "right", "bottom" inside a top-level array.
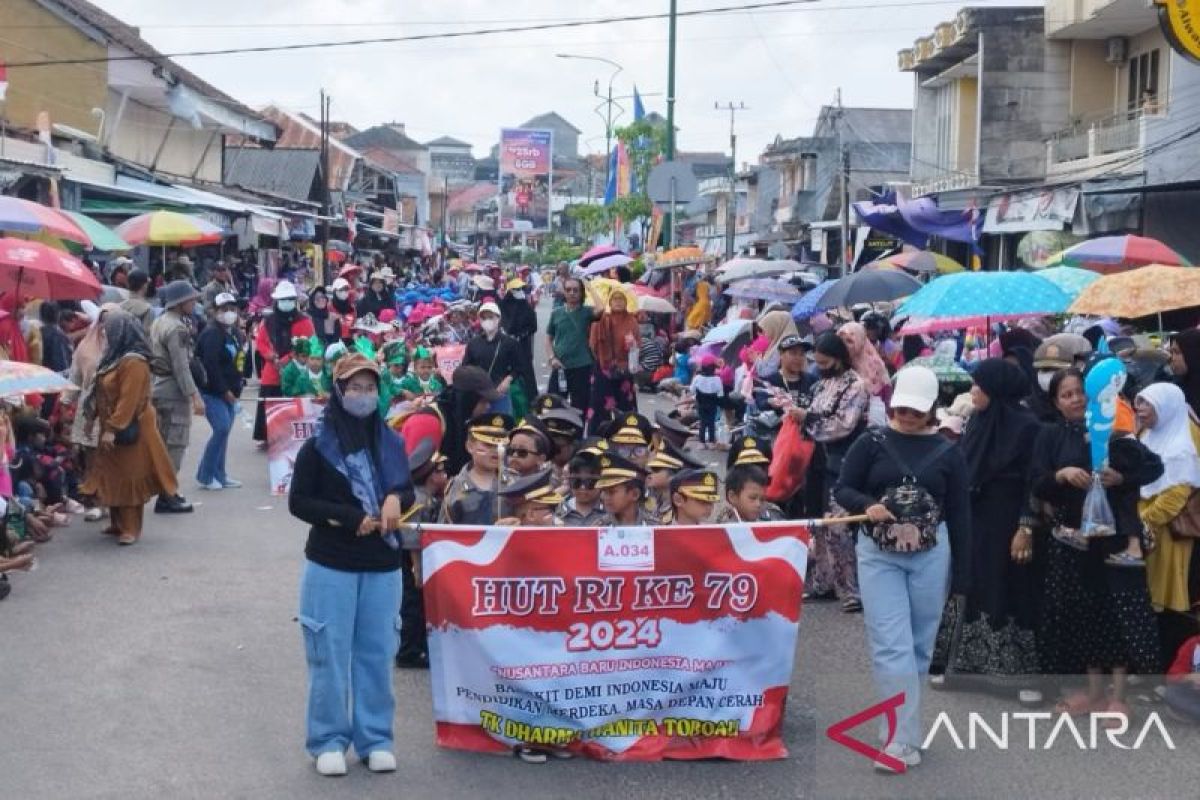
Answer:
[
  {"left": 0, "top": 61, "right": 8, "bottom": 102},
  {"left": 421, "top": 521, "right": 811, "bottom": 761}
]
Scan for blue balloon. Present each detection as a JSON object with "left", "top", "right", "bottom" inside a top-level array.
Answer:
[{"left": 1084, "top": 356, "right": 1127, "bottom": 470}]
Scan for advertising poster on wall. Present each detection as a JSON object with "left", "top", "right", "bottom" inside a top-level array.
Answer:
[{"left": 498, "top": 128, "right": 553, "bottom": 232}]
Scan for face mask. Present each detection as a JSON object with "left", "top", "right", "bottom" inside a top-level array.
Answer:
[
  {"left": 511, "top": 290, "right": 525, "bottom": 300},
  {"left": 817, "top": 365, "right": 840, "bottom": 379},
  {"left": 217, "top": 310, "right": 238, "bottom": 326},
  {"left": 481, "top": 318, "right": 499, "bottom": 334},
  {"left": 342, "top": 393, "right": 378, "bottom": 418},
  {"left": 1037, "top": 371, "right": 1055, "bottom": 393},
  {"left": 276, "top": 299, "right": 296, "bottom": 313},
  {"left": 335, "top": 290, "right": 349, "bottom": 300}
]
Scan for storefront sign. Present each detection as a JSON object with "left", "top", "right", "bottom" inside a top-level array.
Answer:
[
  {"left": 422, "top": 522, "right": 810, "bottom": 760},
  {"left": 498, "top": 128, "right": 553, "bottom": 232},
  {"left": 983, "top": 187, "right": 1079, "bottom": 233},
  {"left": 1158, "top": 0, "right": 1200, "bottom": 63}
]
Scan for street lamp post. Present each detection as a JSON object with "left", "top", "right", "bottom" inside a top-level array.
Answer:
[{"left": 556, "top": 54, "right": 623, "bottom": 194}]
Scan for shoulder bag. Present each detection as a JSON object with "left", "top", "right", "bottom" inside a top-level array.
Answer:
[
  {"left": 1169, "top": 490, "right": 1200, "bottom": 539},
  {"left": 866, "top": 432, "right": 954, "bottom": 553}
]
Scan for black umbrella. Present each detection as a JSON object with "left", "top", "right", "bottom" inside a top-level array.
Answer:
[{"left": 816, "top": 269, "right": 922, "bottom": 310}]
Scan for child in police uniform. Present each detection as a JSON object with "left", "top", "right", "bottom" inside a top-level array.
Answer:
[
  {"left": 555, "top": 450, "right": 606, "bottom": 527},
  {"left": 714, "top": 440, "right": 783, "bottom": 523},
  {"left": 666, "top": 469, "right": 720, "bottom": 525},
  {"left": 438, "top": 413, "right": 512, "bottom": 525},
  {"left": 495, "top": 468, "right": 564, "bottom": 527}
]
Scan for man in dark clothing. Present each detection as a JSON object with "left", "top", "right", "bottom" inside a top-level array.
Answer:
[
  {"left": 356, "top": 272, "right": 393, "bottom": 318},
  {"left": 499, "top": 277, "right": 539, "bottom": 404},
  {"left": 464, "top": 301, "right": 521, "bottom": 413},
  {"left": 39, "top": 302, "right": 72, "bottom": 374}
]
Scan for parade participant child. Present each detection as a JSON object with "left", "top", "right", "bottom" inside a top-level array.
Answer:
[
  {"left": 540, "top": 407, "right": 585, "bottom": 490},
  {"left": 397, "top": 347, "right": 445, "bottom": 400},
  {"left": 668, "top": 469, "right": 720, "bottom": 525},
  {"left": 320, "top": 342, "right": 348, "bottom": 396},
  {"left": 608, "top": 413, "right": 655, "bottom": 471},
  {"left": 506, "top": 418, "right": 552, "bottom": 478},
  {"left": 281, "top": 337, "right": 326, "bottom": 398},
  {"left": 595, "top": 453, "right": 652, "bottom": 526},
  {"left": 395, "top": 439, "right": 448, "bottom": 669},
  {"left": 496, "top": 468, "right": 563, "bottom": 527},
  {"left": 644, "top": 446, "right": 683, "bottom": 522},
  {"left": 714, "top": 463, "right": 783, "bottom": 523},
  {"left": 379, "top": 343, "right": 408, "bottom": 413},
  {"left": 555, "top": 450, "right": 606, "bottom": 526},
  {"left": 438, "top": 413, "right": 512, "bottom": 525}
]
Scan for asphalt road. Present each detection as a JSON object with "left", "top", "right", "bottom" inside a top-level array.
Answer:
[{"left": 2, "top": 298, "right": 1198, "bottom": 799}]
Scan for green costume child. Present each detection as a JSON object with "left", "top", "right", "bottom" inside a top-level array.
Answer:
[
  {"left": 396, "top": 346, "right": 445, "bottom": 399},
  {"left": 380, "top": 341, "right": 410, "bottom": 414},
  {"left": 319, "top": 341, "right": 348, "bottom": 397},
  {"left": 280, "top": 336, "right": 326, "bottom": 398}
]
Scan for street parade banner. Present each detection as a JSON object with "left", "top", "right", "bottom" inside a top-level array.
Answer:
[
  {"left": 497, "top": 128, "right": 553, "bottom": 232},
  {"left": 421, "top": 522, "right": 810, "bottom": 761},
  {"left": 265, "top": 397, "right": 324, "bottom": 495},
  {"left": 433, "top": 343, "right": 466, "bottom": 384}
]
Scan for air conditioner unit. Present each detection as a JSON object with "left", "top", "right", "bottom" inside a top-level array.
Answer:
[{"left": 1105, "top": 36, "right": 1129, "bottom": 65}]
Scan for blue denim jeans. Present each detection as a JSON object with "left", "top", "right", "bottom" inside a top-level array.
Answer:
[
  {"left": 196, "top": 394, "right": 236, "bottom": 485},
  {"left": 856, "top": 530, "right": 950, "bottom": 748},
  {"left": 299, "top": 561, "right": 402, "bottom": 757}
]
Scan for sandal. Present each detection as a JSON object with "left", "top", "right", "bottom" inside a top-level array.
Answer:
[
  {"left": 1105, "top": 552, "right": 1145, "bottom": 568},
  {"left": 841, "top": 598, "right": 863, "bottom": 614},
  {"left": 1053, "top": 692, "right": 1105, "bottom": 717},
  {"left": 515, "top": 747, "right": 548, "bottom": 764},
  {"left": 1051, "top": 528, "right": 1089, "bottom": 552}
]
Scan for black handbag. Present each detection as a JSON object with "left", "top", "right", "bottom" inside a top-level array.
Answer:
[{"left": 113, "top": 419, "right": 140, "bottom": 446}]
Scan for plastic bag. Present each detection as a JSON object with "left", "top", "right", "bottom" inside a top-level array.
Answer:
[
  {"left": 628, "top": 345, "right": 640, "bottom": 376},
  {"left": 1081, "top": 472, "right": 1117, "bottom": 537},
  {"left": 765, "top": 415, "right": 815, "bottom": 503}
]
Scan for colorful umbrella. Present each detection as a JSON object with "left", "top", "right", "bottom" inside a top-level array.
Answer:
[
  {"left": 61, "top": 211, "right": 130, "bottom": 252},
  {"left": 907, "top": 355, "right": 971, "bottom": 386},
  {"left": 717, "top": 257, "right": 788, "bottom": 283},
  {"left": 658, "top": 246, "right": 705, "bottom": 266},
  {"left": 817, "top": 269, "right": 922, "bottom": 310},
  {"left": 0, "top": 238, "right": 103, "bottom": 300},
  {"left": 636, "top": 295, "right": 675, "bottom": 314},
  {"left": 723, "top": 277, "right": 803, "bottom": 304},
  {"left": 1068, "top": 264, "right": 1200, "bottom": 318},
  {"left": 585, "top": 277, "right": 639, "bottom": 312},
  {"left": 115, "top": 210, "right": 223, "bottom": 247},
  {"left": 581, "top": 252, "right": 632, "bottom": 276},
  {"left": 881, "top": 251, "right": 964, "bottom": 274},
  {"left": 791, "top": 279, "right": 838, "bottom": 320},
  {"left": 1034, "top": 266, "right": 1100, "bottom": 297},
  {"left": 1058, "top": 235, "right": 1187, "bottom": 274},
  {"left": 0, "top": 360, "right": 78, "bottom": 396},
  {"left": 895, "top": 271, "right": 1070, "bottom": 320},
  {"left": 702, "top": 319, "right": 752, "bottom": 345},
  {"left": 0, "top": 197, "right": 92, "bottom": 247}
]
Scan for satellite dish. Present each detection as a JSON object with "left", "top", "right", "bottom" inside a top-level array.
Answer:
[{"left": 647, "top": 161, "right": 698, "bottom": 205}]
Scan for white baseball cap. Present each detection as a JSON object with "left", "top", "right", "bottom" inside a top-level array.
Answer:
[
  {"left": 214, "top": 292, "right": 237, "bottom": 307},
  {"left": 890, "top": 366, "right": 940, "bottom": 413},
  {"left": 479, "top": 301, "right": 501, "bottom": 317},
  {"left": 272, "top": 281, "right": 298, "bottom": 300},
  {"left": 331, "top": 277, "right": 351, "bottom": 291},
  {"left": 473, "top": 274, "right": 496, "bottom": 292}
]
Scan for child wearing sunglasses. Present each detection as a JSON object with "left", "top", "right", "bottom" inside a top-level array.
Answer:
[{"left": 554, "top": 452, "right": 606, "bottom": 527}]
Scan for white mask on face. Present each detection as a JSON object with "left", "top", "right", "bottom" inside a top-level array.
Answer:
[
  {"left": 335, "top": 289, "right": 349, "bottom": 300},
  {"left": 511, "top": 290, "right": 526, "bottom": 300},
  {"left": 1037, "top": 371, "right": 1055, "bottom": 393},
  {"left": 276, "top": 299, "right": 296, "bottom": 313},
  {"left": 480, "top": 318, "right": 499, "bottom": 335},
  {"left": 217, "top": 310, "right": 238, "bottom": 326}
]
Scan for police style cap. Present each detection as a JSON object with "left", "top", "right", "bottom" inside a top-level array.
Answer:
[
  {"left": 409, "top": 438, "right": 447, "bottom": 479},
  {"left": 534, "top": 394, "right": 568, "bottom": 413},
  {"left": 646, "top": 446, "right": 684, "bottom": 472},
  {"left": 661, "top": 437, "right": 706, "bottom": 469},
  {"left": 653, "top": 410, "right": 692, "bottom": 446},
  {"left": 540, "top": 407, "right": 584, "bottom": 436},
  {"left": 580, "top": 437, "right": 610, "bottom": 456},
  {"left": 594, "top": 452, "right": 645, "bottom": 489},
  {"left": 729, "top": 435, "right": 771, "bottom": 467},
  {"left": 670, "top": 469, "right": 721, "bottom": 504},
  {"left": 467, "top": 412, "right": 514, "bottom": 446},
  {"left": 498, "top": 467, "right": 563, "bottom": 506},
  {"left": 510, "top": 416, "right": 553, "bottom": 452},
  {"left": 608, "top": 412, "right": 653, "bottom": 446}
]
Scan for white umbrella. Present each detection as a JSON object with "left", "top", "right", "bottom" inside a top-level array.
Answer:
[
  {"left": 637, "top": 295, "right": 676, "bottom": 313},
  {"left": 581, "top": 252, "right": 633, "bottom": 275},
  {"left": 717, "top": 257, "right": 791, "bottom": 283}
]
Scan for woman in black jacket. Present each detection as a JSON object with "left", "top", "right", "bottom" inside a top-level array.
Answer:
[
  {"left": 834, "top": 365, "right": 971, "bottom": 773},
  {"left": 194, "top": 293, "right": 245, "bottom": 489},
  {"left": 289, "top": 353, "right": 412, "bottom": 777}
]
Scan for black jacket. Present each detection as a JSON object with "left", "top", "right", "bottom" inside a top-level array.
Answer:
[
  {"left": 195, "top": 324, "right": 244, "bottom": 397},
  {"left": 500, "top": 295, "right": 537, "bottom": 341},
  {"left": 356, "top": 290, "right": 393, "bottom": 319},
  {"left": 41, "top": 325, "right": 73, "bottom": 373},
  {"left": 464, "top": 331, "right": 521, "bottom": 385},
  {"left": 288, "top": 438, "right": 404, "bottom": 573}
]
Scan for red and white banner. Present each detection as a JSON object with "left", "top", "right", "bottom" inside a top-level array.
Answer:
[
  {"left": 422, "top": 522, "right": 810, "bottom": 761},
  {"left": 265, "top": 397, "right": 323, "bottom": 494},
  {"left": 433, "top": 343, "right": 465, "bottom": 384}
]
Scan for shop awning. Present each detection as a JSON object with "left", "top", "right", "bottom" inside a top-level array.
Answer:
[{"left": 69, "top": 174, "right": 284, "bottom": 235}]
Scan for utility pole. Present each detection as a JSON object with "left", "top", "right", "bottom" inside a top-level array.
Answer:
[
  {"left": 835, "top": 87, "right": 851, "bottom": 274},
  {"left": 665, "top": 0, "right": 678, "bottom": 247},
  {"left": 319, "top": 89, "right": 331, "bottom": 252},
  {"left": 716, "top": 101, "right": 747, "bottom": 262}
]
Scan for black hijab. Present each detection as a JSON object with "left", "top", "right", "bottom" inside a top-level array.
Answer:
[
  {"left": 266, "top": 303, "right": 303, "bottom": 358},
  {"left": 1003, "top": 345, "right": 1037, "bottom": 392},
  {"left": 308, "top": 287, "right": 329, "bottom": 329},
  {"left": 961, "top": 358, "right": 1039, "bottom": 489},
  {"left": 1173, "top": 328, "right": 1200, "bottom": 418}
]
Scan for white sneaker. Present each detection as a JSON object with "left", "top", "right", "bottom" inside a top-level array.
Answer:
[
  {"left": 315, "top": 751, "right": 347, "bottom": 776},
  {"left": 873, "top": 743, "right": 921, "bottom": 773},
  {"left": 366, "top": 750, "right": 396, "bottom": 772},
  {"left": 84, "top": 507, "right": 104, "bottom": 522},
  {"left": 198, "top": 479, "right": 223, "bottom": 491},
  {"left": 221, "top": 477, "right": 243, "bottom": 489},
  {"left": 65, "top": 498, "right": 85, "bottom": 514},
  {"left": 1018, "top": 688, "right": 1044, "bottom": 705}
]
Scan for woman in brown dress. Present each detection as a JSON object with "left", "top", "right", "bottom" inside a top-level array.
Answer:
[{"left": 81, "top": 312, "right": 177, "bottom": 545}]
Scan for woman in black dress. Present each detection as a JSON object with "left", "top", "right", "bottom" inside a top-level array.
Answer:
[
  {"left": 1031, "top": 368, "right": 1163, "bottom": 720},
  {"left": 932, "top": 359, "right": 1043, "bottom": 701}
]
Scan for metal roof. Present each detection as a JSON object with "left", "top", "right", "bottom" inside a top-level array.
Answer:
[{"left": 223, "top": 148, "right": 321, "bottom": 203}]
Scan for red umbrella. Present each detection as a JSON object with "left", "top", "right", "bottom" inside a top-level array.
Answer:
[
  {"left": 338, "top": 263, "right": 364, "bottom": 280},
  {"left": 0, "top": 238, "right": 103, "bottom": 300},
  {"left": 1059, "top": 234, "right": 1187, "bottom": 274}
]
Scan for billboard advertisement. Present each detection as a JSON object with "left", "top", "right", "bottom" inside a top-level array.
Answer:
[{"left": 498, "top": 128, "right": 553, "bottom": 232}]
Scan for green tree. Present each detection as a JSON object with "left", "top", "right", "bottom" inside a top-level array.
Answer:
[
  {"left": 612, "top": 118, "right": 667, "bottom": 243},
  {"left": 566, "top": 204, "right": 610, "bottom": 239}
]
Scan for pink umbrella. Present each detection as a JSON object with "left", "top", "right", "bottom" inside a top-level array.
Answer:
[
  {"left": 0, "top": 197, "right": 93, "bottom": 247},
  {"left": 0, "top": 238, "right": 103, "bottom": 300}
]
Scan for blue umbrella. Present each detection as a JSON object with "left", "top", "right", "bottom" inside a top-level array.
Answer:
[
  {"left": 791, "top": 279, "right": 837, "bottom": 320},
  {"left": 1033, "top": 266, "right": 1100, "bottom": 297},
  {"left": 896, "top": 271, "right": 1071, "bottom": 319}
]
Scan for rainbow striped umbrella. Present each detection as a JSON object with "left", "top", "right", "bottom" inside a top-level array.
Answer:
[
  {"left": 115, "top": 210, "right": 224, "bottom": 247},
  {"left": 1058, "top": 235, "right": 1187, "bottom": 274},
  {"left": 0, "top": 197, "right": 92, "bottom": 247},
  {"left": 0, "top": 360, "right": 78, "bottom": 396}
]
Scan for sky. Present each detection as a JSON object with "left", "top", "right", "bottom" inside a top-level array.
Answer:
[{"left": 90, "top": 0, "right": 1037, "bottom": 163}]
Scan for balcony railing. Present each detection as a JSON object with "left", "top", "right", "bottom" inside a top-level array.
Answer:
[
  {"left": 1046, "top": 104, "right": 1165, "bottom": 174},
  {"left": 910, "top": 170, "right": 978, "bottom": 197}
]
